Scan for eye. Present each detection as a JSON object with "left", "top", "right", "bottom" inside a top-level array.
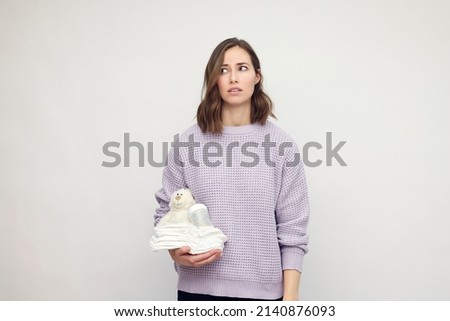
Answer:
[
  {"left": 239, "top": 65, "right": 249, "bottom": 71},
  {"left": 220, "top": 67, "right": 228, "bottom": 74}
]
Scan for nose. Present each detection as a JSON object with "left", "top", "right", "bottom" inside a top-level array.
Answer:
[
  {"left": 176, "top": 196, "right": 181, "bottom": 201},
  {"left": 229, "top": 70, "right": 238, "bottom": 83}
]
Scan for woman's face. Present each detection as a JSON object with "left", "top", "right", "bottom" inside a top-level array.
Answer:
[{"left": 217, "top": 46, "right": 261, "bottom": 110}]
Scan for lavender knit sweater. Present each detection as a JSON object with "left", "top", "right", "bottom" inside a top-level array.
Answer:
[{"left": 154, "top": 121, "right": 310, "bottom": 299}]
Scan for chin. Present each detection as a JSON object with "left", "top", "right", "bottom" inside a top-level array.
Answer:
[{"left": 223, "top": 99, "right": 252, "bottom": 108}]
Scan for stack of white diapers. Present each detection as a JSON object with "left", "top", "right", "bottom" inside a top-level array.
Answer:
[{"left": 150, "top": 204, "right": 228, "bottom": 254}]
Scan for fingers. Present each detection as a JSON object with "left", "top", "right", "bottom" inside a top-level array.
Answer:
[
  {"left": 168, "top": 247, "right": 222, "bottom": 268},
  {"left": 192, "top": 250, "right": 222, "bottom": 267},
  {"left": 176, "top": 246, "right": 192, "bottom": 255},
  {"left": 188, "top": 249, "right": 221, "bottom": 267}
]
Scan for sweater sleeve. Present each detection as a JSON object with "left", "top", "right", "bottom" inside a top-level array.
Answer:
[
  {"left": 154, "top": 145, "right": 186, "bottom": 226},
  {"left": 275, "top": 142, "right": 310, "bottom": 272}
]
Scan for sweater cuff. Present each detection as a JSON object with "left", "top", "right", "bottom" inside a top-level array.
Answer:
[{"left": 281, "top": 250, "right": 304, "bottom": 272}]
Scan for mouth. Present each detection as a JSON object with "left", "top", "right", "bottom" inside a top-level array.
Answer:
[{"left": 228, "top": 87, "right": 242, "bottom": 93}]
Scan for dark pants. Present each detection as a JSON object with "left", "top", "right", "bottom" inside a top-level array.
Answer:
[{"left": 177, "top": 290, "right": 283, "bottom": 301}]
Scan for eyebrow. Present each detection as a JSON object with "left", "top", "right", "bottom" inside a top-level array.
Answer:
[{"left": 221, "top": 62, "right": 250, "bottom": 67}]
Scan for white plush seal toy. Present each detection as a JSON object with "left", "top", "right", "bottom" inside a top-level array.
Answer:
[{"left": 157, "top": 188, "right": 195, "bottom": 226}]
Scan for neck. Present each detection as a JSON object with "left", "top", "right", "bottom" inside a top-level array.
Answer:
[{"left": 221, "top": 104, "right": 251, "bottom": 126}]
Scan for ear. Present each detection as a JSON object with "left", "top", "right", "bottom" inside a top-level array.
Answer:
[{"left": 255, "top": 69, "right": 261, "bottom": 85}]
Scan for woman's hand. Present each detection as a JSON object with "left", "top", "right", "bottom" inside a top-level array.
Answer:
[
  {"left": 282, "top": 294, "right": 299, "bottom": 301},
  {"left": 169, "top": 246, "right": 222, "bottom": 267},
  {"left": 282, "top": 269, "right": 301, "bottom": 301}
]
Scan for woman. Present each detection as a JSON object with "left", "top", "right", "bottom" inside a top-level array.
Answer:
[{"left": 154, "top": 37, "right": 310, "bottom": 301}]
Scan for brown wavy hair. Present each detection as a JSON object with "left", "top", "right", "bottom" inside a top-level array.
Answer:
[{"left": 197, "top": 38, "right": 276, "bottom": 134}]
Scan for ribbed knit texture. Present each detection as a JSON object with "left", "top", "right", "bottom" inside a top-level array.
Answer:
[{"left": 154, "top": 121, "right": 310, "bottom": 300}]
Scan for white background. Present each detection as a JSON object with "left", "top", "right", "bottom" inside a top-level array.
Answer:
[{"left": 1, "top": 0, "right": 449, "bottom": 300}]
